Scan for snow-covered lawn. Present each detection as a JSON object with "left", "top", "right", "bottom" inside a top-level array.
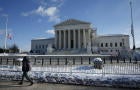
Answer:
[{"left": 0, "top": 64, "right": 140, "bottom": 88}]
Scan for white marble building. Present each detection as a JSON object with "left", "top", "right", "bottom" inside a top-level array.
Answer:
[
  {"left": 31, "top": 19, "right": 130, "bottom": 55},
  {"left": 31, "top": 38, "right": 54, "bottom": 54},
  {"left": 54, "top": 19, "right": 93, "bottom": 51},
  {"left": 97, "top": 34, "right": 130, "bottom": 55}
]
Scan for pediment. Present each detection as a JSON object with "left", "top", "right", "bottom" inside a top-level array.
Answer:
[{"left": 54, "top": 19, "right": 90, "bottom": 27}]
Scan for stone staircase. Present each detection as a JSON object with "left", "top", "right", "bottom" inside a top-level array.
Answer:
[{"left": 48, "top": 49, "right": 90, "bottom": 55}]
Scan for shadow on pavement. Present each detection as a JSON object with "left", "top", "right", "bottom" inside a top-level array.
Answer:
[{"left": 0, "top": 83, "right": 30, "bottom": 88}]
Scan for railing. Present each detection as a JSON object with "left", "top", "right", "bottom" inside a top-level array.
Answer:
[
  {"left": 0, "top": 55, "right": 140, "bottom": 75},
  {"left": 0, "top": 55, "right": 109, "bottom": 66}
]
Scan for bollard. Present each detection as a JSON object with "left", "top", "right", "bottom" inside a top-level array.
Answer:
[
  {"left": 81, "top": 57, "right": 83, "bottom": 65},
  {"left": 110, "top": 57, "right": 112, "bottom": 64},
  {"left": 50, "top": 58, "right": 52, "bottom": 65},
  {"left": 34, "top": 58, "right": 36, "bottom": 65},
  {"left": 42, "top": 58, "right": 44, "bottom": 66},
  {"left": 103, "top": 57, "right": 105, "bottom": 64},
  {"left": 6, "top": 58, "right": 9, "bottom": 65},
  {"left": 89, "top": 58, "right": 91, "bottom": 64},
  {"left": 117, "top": 57, "right": 119, "bottom": 63},
  {"left": 129, "top": 57, "right": 131, "bottom": 63},
  {"left": 13, "top": 58, "right": 15, "bottom": 65},
  {"left": 123, "top": 57, "right": 125, "bottom": 63},
  {"left": 93, "top": 58, "right": 103, "bottom": 69},
  {"left": 73, "top": 58, "right": 75, "bottom": 65},
  {"left": 0, "top": 58, "right": 2, "bottom": 64},
  {"left": 65, "top": 58, "right": 67, "bottom": 65},
  {"left": 57, "top": 58, "right": 59, "bottom": 65}
]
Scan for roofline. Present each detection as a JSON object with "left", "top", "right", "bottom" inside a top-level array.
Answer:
[
  {"left": 98, "top": 34, "right": 129, "bottom": 37},
  {"left": 54, "top": 23, "right": 91, "bottom": 27},
  {"left": 32, "top": 38, "right": 55, "bottom": 41},
  {"left": 54, "top": 19, "right": 91, "bottom": 27}
]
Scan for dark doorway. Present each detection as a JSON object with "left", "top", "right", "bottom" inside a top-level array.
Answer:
[{"left": 71, "top": 40, "right": 73, "bottom": 48}]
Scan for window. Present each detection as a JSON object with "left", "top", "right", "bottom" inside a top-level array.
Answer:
[
  {"left": 120, "top": 42, "right": 122, "bottom": 47},
  {"left": 42, "top": 45, "right": 44, "bottom": 48},
  {"left": 46, "top": 45, "right": 48, "bottom": 48},
  {"left": 110, "top": 43, "right": 113, "bottom": 47},
  {"left": 52, "top": 44, "right": 55, "bottom": 48},
  {"left": 105, "top": 43, "right": 108, "bottom": 47},
  {"left": 115, "top": 42, "right": 117, "bottom": 47},
  {"left": 105, "top": 50, "right": 108, "bottom": 52},
  {"left": 39, "top": 45, "right": 41, "bottom": 48},
  {"left": 101, "top": 43, "right": 103, "bottom": 47},
  {"left": 36, "top": 45, "right": 38, "bottom": 49},
  {"left": 122, "top": 39, "right": 125, "bottom": 46}
]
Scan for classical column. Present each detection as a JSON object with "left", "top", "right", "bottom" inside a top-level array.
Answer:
[
  {"left": 83, "top": 29, "right": 86, "bottom": 48},
  {"left": 68, "top": 30, "right": 71, "bottom": 49},
  {"left": 63, "top": 30, "right": 66, "bottom": 49},
  {"left": 59, "top": 30, "right": 62, "bottom": 49},
  {"left": 73, "top": 30, "right": 76, "bottom": 49},
  {"left": 78, "top": 29, "right": 81, "bottom": 49},
  {"left": 88, "top": 29, "right": 91, "bottom": 46},
  {"left": 55, "top": 30, "right": 58, "bottom": 49},
  {"left": 87, "top": 29, "right": 91, "bottom": 53}
]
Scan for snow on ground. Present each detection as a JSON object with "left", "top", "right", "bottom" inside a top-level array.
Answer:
[
  {"left": 0, "top": 63, "right": 139, "bottom": 74},
  {"left": 0, "top": 65, "right": 140, "bottom": 88}
]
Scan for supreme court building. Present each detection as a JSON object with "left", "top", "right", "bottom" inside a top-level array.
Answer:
[
  {"left": 31, "top": 19, "right": 130, "bottom": 55},
  {"left": 54, "top": 19, "right": 92, "bottom": 50}
]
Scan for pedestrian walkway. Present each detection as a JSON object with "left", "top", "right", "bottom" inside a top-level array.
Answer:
[{"left": 0, "top": 81, "right": 139, "bottom": 90}]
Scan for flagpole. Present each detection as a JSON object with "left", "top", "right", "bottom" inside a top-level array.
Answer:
[
  {"left": 4, "top": 15, "right": 8, "bottom": 52},
  {"left": 130, "top": 1, "right": 136, "bottom": 50}
]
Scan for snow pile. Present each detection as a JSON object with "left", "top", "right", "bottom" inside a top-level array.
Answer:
[
  {"left": 0, "top": 65, "right": 140, "bottom": 88},
  {"left": 93, "top": 58, "right": 102, "bottom": 62},
  {"left": 0, "top": 70, "right": 140, "bottom": 88},
  {"left": 74, "top": 66, "right": 94, "bottom": 70}
]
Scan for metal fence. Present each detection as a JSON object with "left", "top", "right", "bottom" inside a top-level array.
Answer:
[{"left": 0, "top": 55, "right": 140, "bottom": 75}]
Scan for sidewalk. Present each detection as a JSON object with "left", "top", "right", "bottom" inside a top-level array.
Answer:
[{"left": 0, "top": 81, "right": 139, "bottom": 90}]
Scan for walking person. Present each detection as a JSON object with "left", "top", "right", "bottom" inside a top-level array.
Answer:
[{"left": 19, "top": 56, "right": 33, "bottom": 85}]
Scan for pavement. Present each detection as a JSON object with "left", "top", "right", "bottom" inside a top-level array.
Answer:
[{"left": 0, "top": 81, "right": 139, "bottom": 90}]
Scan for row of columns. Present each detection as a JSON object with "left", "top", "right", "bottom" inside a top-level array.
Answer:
[{"left": 55, "top": 29, "right": 91, "bottom": 50}]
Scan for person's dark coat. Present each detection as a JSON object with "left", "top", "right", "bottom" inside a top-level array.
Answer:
[{"left": 22, "top": 56, "right": 31, "bottom": 72}]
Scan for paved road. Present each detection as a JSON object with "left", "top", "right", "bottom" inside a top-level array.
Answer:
[{"left": 0, "top": 81, "right": 139, "bottom": 90}]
